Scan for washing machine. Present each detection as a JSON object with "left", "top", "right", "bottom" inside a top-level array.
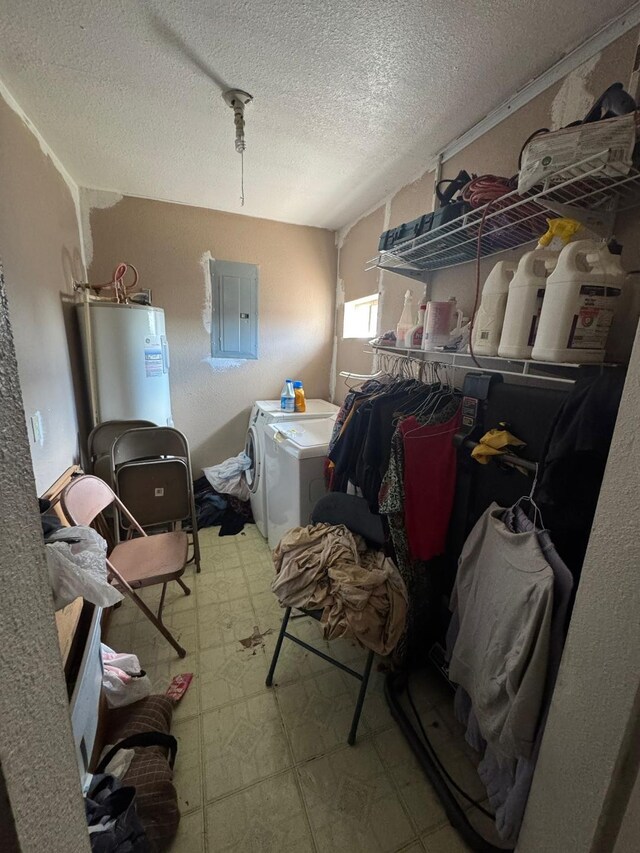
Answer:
[
  {"left": 264, "top": 418, "right": 336, "bottom": 550},
  {"left": 244, "top": 399, "right": 338, "bottom": 538}
]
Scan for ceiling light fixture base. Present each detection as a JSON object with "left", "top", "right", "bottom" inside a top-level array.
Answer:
[
  {"left": 222, "top": 89, "right": 253, "bottom": 154},
  {"left": 222, "top": 89, "right": 253, "bottom": 110}
]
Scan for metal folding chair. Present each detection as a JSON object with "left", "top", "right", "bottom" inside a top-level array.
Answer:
[
  {"left": 62, "top": 474, "right": 190, "bottom": 658},
  {"left": 265, "top": 493, "right": 385, "bottom": 745},
  {"left": 111, "top": 426, "right": 201, "bottom": 572},
  {"left": 87, "top": 420, "right": 155, "bottom": 485}
]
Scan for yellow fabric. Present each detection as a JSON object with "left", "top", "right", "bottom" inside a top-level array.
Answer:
[{"left": 471, "top": 428, "right": 526, "bottom": 465}]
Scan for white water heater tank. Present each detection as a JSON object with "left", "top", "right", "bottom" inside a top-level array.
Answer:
[{"left": 77, "top": 301, "right": 173, "bottom": 426}]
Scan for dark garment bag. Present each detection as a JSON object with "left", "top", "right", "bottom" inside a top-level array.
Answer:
[{"left": 85, "top": 773, "right": 150, "bottom": 853}]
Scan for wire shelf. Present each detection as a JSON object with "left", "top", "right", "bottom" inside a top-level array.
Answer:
[
  {"left": 366, "top": 151, "right": 640, "bottom": 278},
  {"left": 370, "top": 344, "right": 621, "bottom": 384}
]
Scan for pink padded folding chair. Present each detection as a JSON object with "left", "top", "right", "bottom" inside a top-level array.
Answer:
[{"left": 62, "top": 474, "right": 190, "bottom": 658}]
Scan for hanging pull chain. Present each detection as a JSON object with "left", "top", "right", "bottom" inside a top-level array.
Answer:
[
  {"left": 241, "top": 149, "right": 245, "bottom": 207},
  {"left": 233, "top": 103, "right": 245, "bottom": 206}
]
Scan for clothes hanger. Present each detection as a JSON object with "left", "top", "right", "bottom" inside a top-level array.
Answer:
[
  {"left": 382, "top": 356, "right": 417, "bottom": 394},
  {"left": 384, "top": 356, "right": 424, "bottom": 410},
  {"left": 403, "top": 360, "right": 448, "bottom": 421},
  {"left": 400, "top": 356, "right": 461, "bottom": 427},
  {"left": 405, "top": 388, "right": 460, "bottom": 438},
  {"left": 511, "top": 463, "right": 545, "bottom": 530}
]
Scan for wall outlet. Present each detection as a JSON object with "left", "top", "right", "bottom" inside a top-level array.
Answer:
[{"left": 30, "top": 411, "right": 44, "bottom": 446}]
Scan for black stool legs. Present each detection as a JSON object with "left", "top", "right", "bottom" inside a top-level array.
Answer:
[
  {"left": 266, "top": 606, "right": 292, "bottom": 687},
  {"left": 265, "top": 606, "right": 374, "bottom": 745},
  {"left": 348, "top": 647, "right": 374, "bottom": 746}
]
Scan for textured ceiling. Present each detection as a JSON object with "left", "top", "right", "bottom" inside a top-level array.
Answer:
[{"left": 0, "top": 1, "right": 634, "bottom": 229}]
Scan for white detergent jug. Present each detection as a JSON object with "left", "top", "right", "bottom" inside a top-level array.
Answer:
[
  {"left": 532, "top": 240, "right": 626, "bottom": 363},
  {"left": 498, "top": 249, "right": 559, "bottom": 359},
  {"left": 472, "top": 261, "right": 517, "bottom": 356}
]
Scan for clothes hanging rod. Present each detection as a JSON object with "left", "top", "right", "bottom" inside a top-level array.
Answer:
[
  {"left": 366, "top": 345, "right": 619, "bottom": 385},
  {"left": 338, "top": 369, "right": 384, "bottom": 380}
]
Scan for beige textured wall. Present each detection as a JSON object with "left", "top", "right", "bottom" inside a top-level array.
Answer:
[
  {"left": 86, "top": 195, "right": 336, "bottom": 472},
  {"left": 0, "top": 267, "right": 89, "bottom": 851},
  {"left": 335, "top": 27, "right": 640, "bottom": 383},
  {"left": 0, "top": 96, "right": 86, "bottom": 492}
]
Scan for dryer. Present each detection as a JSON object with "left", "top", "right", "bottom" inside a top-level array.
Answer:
[
  {"left": 244, "top": 399, "right": 338, "bottom": 538},
  {"left": 264, "top": 418, "right": 336, "bottom": 550}
]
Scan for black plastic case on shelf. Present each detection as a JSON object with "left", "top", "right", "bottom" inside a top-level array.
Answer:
[{"left": 378, "top": 201, "right": 472, "bottom": 252}]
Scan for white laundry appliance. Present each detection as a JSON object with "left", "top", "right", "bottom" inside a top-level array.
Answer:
[
  {"left": 264, "top": 417, "right": 336, "bottom": 550},
  {"left": 244, "top": 399, "right": 338, "bottom": 538}
]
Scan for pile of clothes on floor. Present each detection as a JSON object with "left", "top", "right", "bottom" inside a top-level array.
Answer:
[
  {"left": 193, "top": 450, "right": 254, "bottom": 536},
  {"left": 192, "top": 475, "right": 253, "bottom": 536},
  {"left": 271, "top": 523, "right": 407, "bottom": 657}
]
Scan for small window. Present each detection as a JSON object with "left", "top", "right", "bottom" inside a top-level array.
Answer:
[
  {"left": 343, "top": 293, "right": 379, "bottom": 339},
  {"left": 210, "top": 259, "right": 259, "bottom": 359}
]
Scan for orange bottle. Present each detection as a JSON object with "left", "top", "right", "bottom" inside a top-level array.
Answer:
[{"left": 293, "top": 381, "right": 306, "bottom": 413}]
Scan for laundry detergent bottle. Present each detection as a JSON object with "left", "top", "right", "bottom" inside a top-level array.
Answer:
[
  {"left": 405, "top": 303, "right": 427, "bottom": 348},
  {"left": 293, "top": 380, "right": 306, "bottom": 412},
  {"left": 532, "top": 240, "right": 626, "bottom": 363},
  {"left": 471, "top": 261, "right": 517, "bottom": 356},
  {"left": 498, "top": 249, "right": 559, "bottom": 359},
  {"left": 280, "top": 379, "right": 295, "bottom": 412},
  {"left": 396, "top": 290, "right": 415, "bottom": 346}
]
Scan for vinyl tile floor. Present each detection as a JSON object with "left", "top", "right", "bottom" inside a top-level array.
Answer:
[{"left": 105, "top": 523, "right": 498, "bottom": 853}]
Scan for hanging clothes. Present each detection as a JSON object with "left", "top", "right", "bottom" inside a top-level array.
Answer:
[
  {"left": 328, "top": 370, "right": 462, "bottom": 657},
  {"left": 450, "top": 504, "right": 573, "bottom": 845},
  {"left": 330, "top": 379, "right": 444, "bottom": 507},
  {"left": 448, "top": 503, "right": 555, "bottom": 761},
  {"left": 357, "top": 384, "right": 429, "bottom": 500},
  {"left": 376, "top": 394, "right": 461, "bottom": 657},
  {"left": 379, "top": 426, "right": 429, "bottom": 659},
  {"left": 535, "top": 371, "right": 625, "bottom": 579},
  {"left": 400, "top": 406, "right": 462, "bottom": 562},
  {"left": 328, "top": 391, "right": 379, "bottom": 495},
  {"left": 326, "top": 378, "right": 387, "bottom": 491},
  {"left": 328, "top": 379, "right": 385, "bottom": 454}
]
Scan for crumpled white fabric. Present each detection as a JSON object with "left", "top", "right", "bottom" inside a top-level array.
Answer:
[
  {"left": 203, "top": 451, "right": 251, "bottom": 500},
  {"left": 98, "top": 744, "right": 135, "bottom": 780},
  {"left": 101, "top": 644, "right": 152, "bottom": 708},
  {"left": 46, "top": 526, "right": 123, "bottom": 610}
]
